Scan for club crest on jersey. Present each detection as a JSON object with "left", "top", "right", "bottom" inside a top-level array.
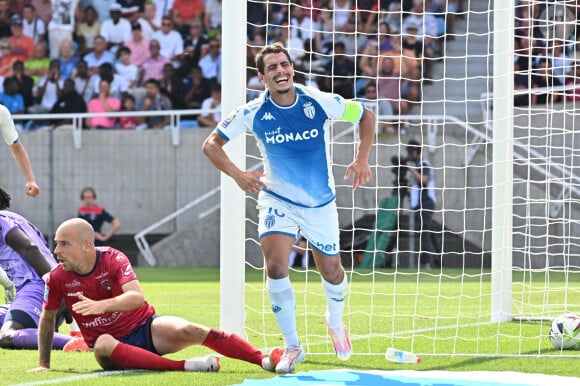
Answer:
[
  {"left": 303, "top": 102, "right": 315, "bottom": 119},
  {"left": 101, "top": 279, "right": 111, "bottom": 291},
  {"left": 264, "top": 213, "right": 275, "bottom": 229}
]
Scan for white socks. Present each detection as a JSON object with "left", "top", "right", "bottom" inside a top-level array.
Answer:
[
  {"left": 322, "top": 275, "right": 347, "bottom": 329},
  {"left": 267, "top": 276, "right": 299, "bottom": 348}
]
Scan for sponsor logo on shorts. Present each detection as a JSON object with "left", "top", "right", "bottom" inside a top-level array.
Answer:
[
  {"left": 313, "top": 241, "right": 338, "bottom": 254},
  {"left": 272, "top": 305, "right": 281, "bottom": 313}
]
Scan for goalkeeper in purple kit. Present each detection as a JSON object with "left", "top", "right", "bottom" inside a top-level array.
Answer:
[
  {"left": 203, "top": 42, "right": 375, "bottom": 373},
  {"left": 0, "top": 186, "right": 87, "bottom": 351}
]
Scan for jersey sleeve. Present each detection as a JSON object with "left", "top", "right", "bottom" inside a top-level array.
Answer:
[
  {"left": 0, "top": 104, "right": 18, "bottom": 145},
  {"left": 110, "top": 251, "right": 138, "bottom": 287},
  {"left": 43, "top": 271, "right": 63, "bottom": 310},
  {"left": 0, "top": 214, "right": 17, "bottom": 246},
  {"left": 215, "top": 98, "right": 261, "bottom": 141},
  {"left": 101, "top": 209, "right": 114, "bottom": 223},
  {"left": 302, "top": 86, "right": 364, "bottom": 123}
]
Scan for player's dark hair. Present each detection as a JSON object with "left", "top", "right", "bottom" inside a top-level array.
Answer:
[
  {"left": 80, "top": 186, "right": 96, "bottom": 200},
  {"left": 0, "top": 186, "right": 11, "bottom": 210},
  {"left": 255, "top": 42, "right": 293, "bottom": 75}
]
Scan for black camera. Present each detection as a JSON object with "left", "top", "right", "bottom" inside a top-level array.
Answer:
[{"left": 390, "top": 155, "right": 411, "bottom": 191}]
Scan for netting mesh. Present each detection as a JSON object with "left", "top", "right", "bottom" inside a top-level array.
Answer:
[{"left": 235, "top": 0, "right": 580, "bottom": 357}]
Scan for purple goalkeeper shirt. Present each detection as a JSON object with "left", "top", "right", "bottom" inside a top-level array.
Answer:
[{"left": 0, "top": 211, "right": 56, "bottom": 290}]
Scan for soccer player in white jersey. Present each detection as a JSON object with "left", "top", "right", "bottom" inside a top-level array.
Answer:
[
  {"left": 202, "top": 42, "right": 375, "bottom": 373},
  {"left": 0, "top": 104, "right": 40, "bottom": 197}
]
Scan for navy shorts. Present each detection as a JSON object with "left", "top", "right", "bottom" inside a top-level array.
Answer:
[{"left": 120, "top": 315, "right": 159, "bottom": 354}]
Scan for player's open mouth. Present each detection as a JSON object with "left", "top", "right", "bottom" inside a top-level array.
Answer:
[{"left": 275, "top": 76, "right": 289, "bottom": 85}]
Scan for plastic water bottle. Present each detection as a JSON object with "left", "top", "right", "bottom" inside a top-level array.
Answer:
[{"left": 385, "top": 347, "right": 422, "bottom": 364}]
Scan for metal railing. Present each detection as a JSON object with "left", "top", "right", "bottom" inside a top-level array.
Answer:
[
  {"left": 13, "top": 108, "right": 218, "bottom": 148},
  {"left": 132, "top": 114, "right": 482, "bottom": 266}
]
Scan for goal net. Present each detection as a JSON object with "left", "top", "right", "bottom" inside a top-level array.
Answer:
[{"left": 220, "top": 0, "right": 580, "bottom": 357}]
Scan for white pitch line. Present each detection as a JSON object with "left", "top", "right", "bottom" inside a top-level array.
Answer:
[{"left": 13, "top": 370, "right": 142, "bottom": 386}]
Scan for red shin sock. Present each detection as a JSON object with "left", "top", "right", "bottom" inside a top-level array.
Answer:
[
  {"left": 110, "top": 342, "right": 185, "bottom": 371},
  {"left": 202, "top": 328, "right": 263, "bottom": 366}
]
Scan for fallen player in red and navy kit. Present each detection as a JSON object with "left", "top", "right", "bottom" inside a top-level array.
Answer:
[{"left": 31, "top": 218, "right": 282, "bottom": 373}]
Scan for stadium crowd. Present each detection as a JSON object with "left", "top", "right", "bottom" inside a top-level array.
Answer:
[
  {"left": 514, "top": 0, "right": 580, "bottom": 106},
  {"left": 0, "top": 0, "right": 576, "bottom": 130}
]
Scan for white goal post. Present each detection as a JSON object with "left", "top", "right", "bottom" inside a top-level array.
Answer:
[{"left": 220, "top": 0, "right": 580, "bottom": 357}]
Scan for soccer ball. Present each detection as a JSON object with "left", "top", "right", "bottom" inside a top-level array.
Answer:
[{"left": 548, "top": 314, "right": 580, "bottom": 350}]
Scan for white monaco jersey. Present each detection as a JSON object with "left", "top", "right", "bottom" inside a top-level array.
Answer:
[{"left": 216, "top": 84, "right": 364, "bottom": 208}]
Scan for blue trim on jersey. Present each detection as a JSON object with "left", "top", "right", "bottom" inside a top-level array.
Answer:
[
  {"left": 262, "top": 189, "right": 335, "bottom": 209},
  {"left": 11, "top": 138, "right": 19, "bottom": 144},
  {"left": 215, "top": 128, "right": 230, "bottom": 141},
  {"left": 259, "top": 230, "right": 297, "bottom": 240}
]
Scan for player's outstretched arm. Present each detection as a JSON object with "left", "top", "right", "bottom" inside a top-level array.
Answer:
[
  {"left": 30, "top": 308, "right": 57, "bottom": 371},
  {"left": 344, "top": 106, "right": 375, "bottom": 190},
  {"left": 202, "top": 132, "right": 268, "bottom": 192},
  {"left": 9, "top": 142, "right": 40, "bottom": 197},
  {"left": 5, "top": 228, "right": 53, "bottom": 277}
]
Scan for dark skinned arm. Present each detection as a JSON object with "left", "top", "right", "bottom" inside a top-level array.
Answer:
[{"left": 5, "top": 228, "right": 52, "bottom": 277}]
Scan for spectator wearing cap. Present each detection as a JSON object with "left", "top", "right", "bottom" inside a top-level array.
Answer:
[
  {"left": 22, "top": 3, "right": 46, "bottom": 45},
  {"left": 150, "top": 16, "right": 183, "bottom": 64},
  {"left": 9, "top": 15, "right": 34, "bottom": 61},
  {"left": 75, "top": 5, "right": 101, "bottom": 56},
  {"left": 100, "top": 3, "right": 132, "bottom": 54},
  {"left": 124, "top": 21, "right": 149, "bottom": 67},
  {"left": 47, "top": 0, "right": 79, "bottom": 59}
]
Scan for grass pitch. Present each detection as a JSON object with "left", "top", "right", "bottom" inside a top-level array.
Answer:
[{"left": 3, "top": 267, "right": 579, "bottom": 385}]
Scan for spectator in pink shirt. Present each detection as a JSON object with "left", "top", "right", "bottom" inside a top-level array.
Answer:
[
  {"left": 86, "top": 79, "right": 121, "bottom": 129},
  {"left": 139, "top": 39, "right": 169, "bottom": 83},
  {"left": 124, "top": 21, "right": 149, "bottom": 67}
]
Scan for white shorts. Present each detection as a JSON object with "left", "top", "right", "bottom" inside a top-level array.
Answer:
[{"left": 257, "top": 192, "right": 340, "bottom": 256}]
